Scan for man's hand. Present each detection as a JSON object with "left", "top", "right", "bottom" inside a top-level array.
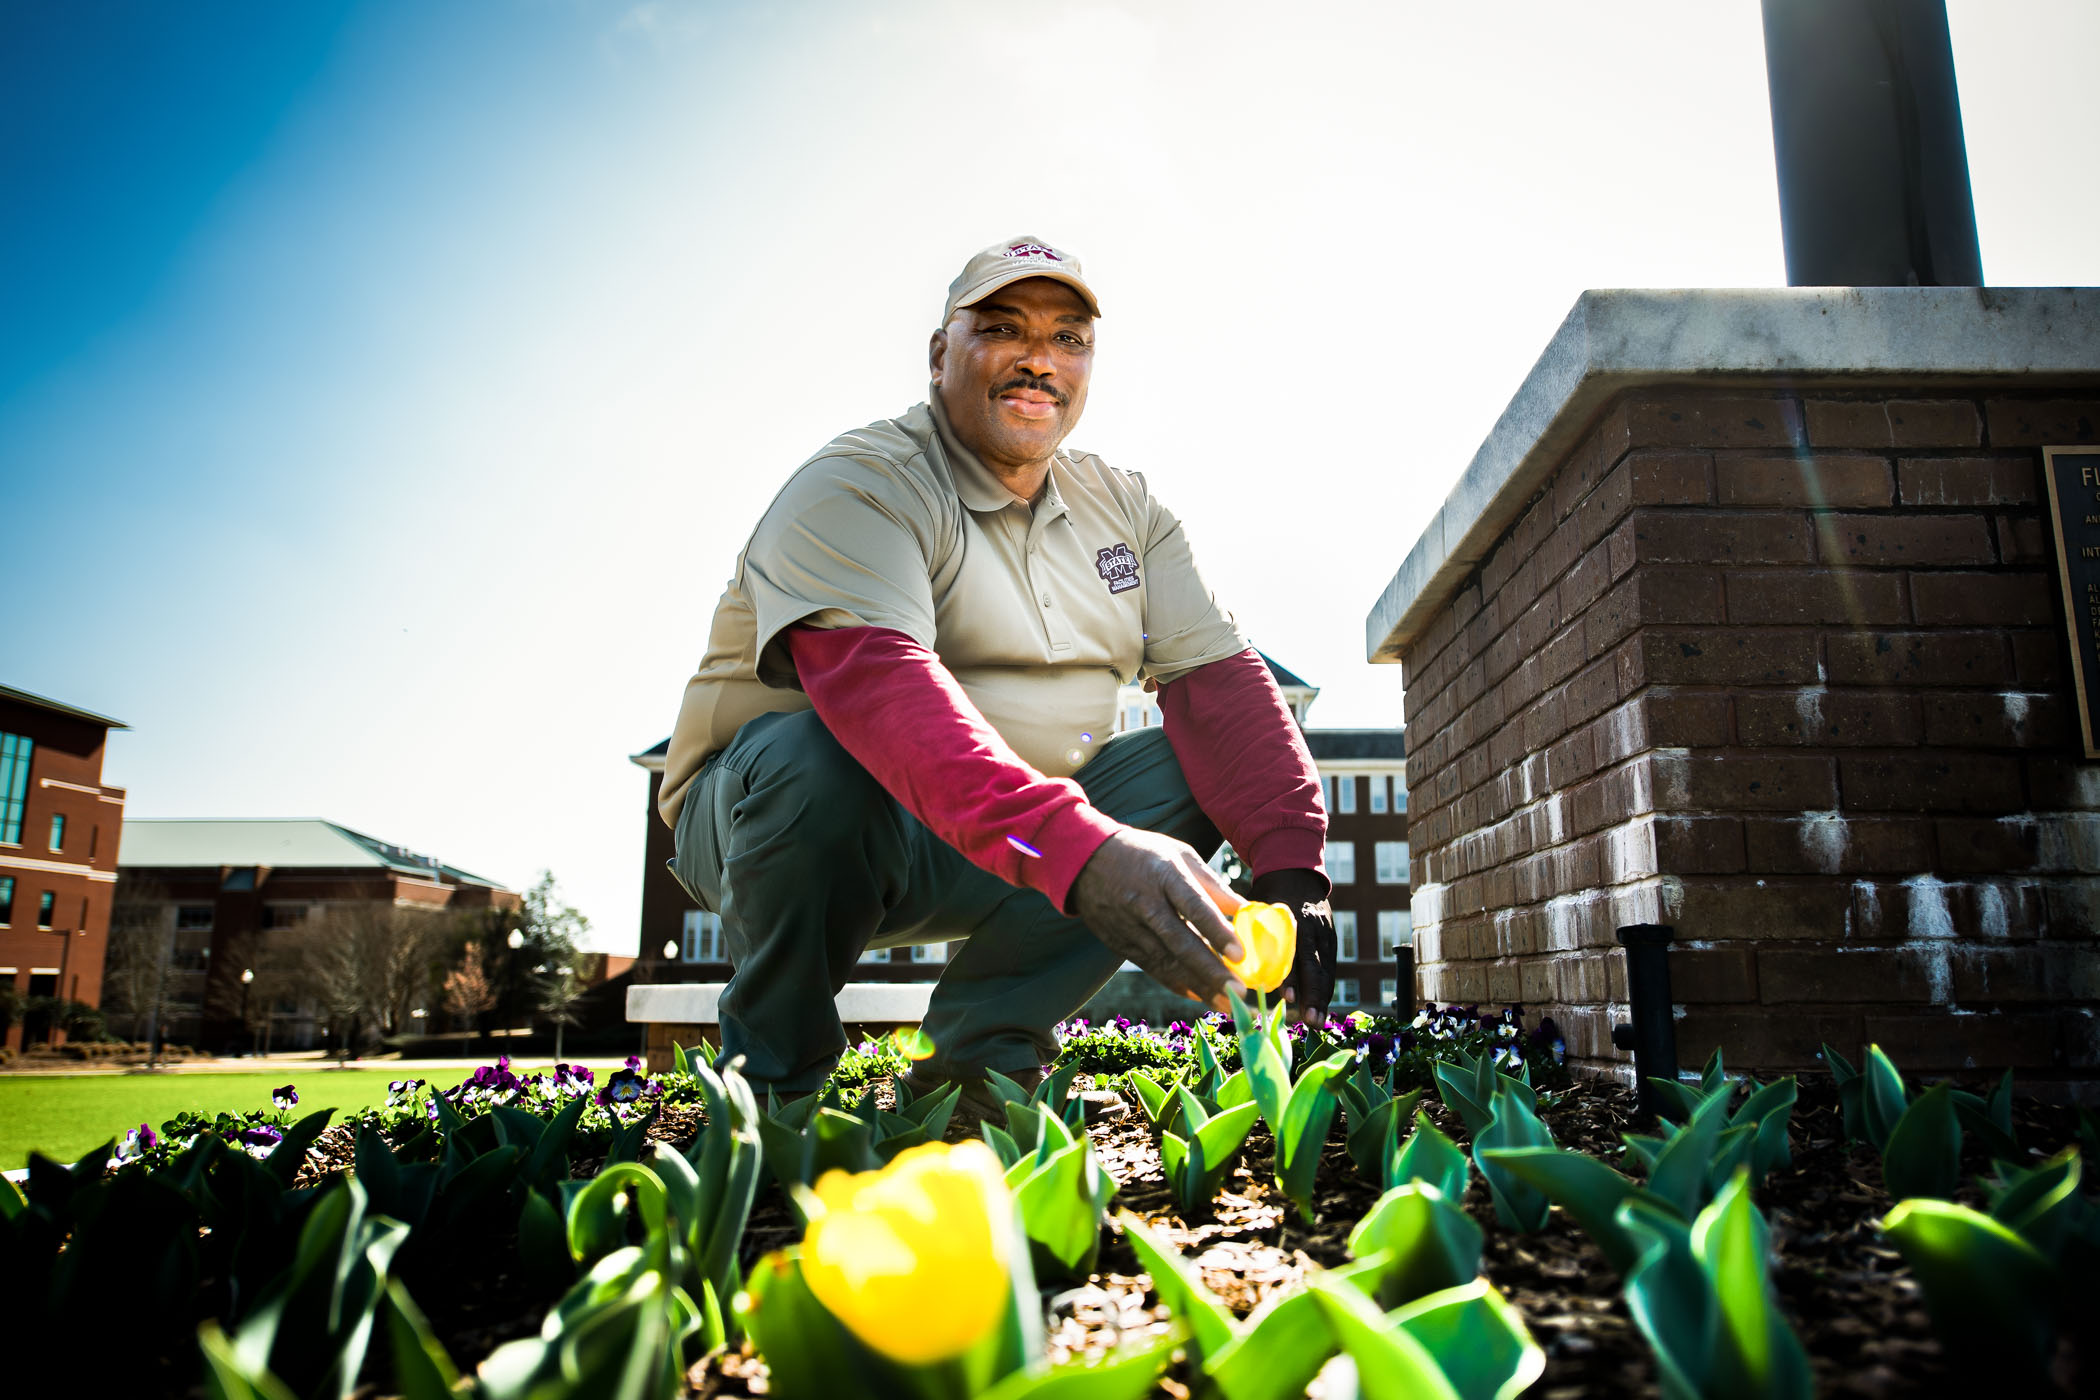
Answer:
[
  {"left": 1252, "top": 868, "right": 1336, "bottom": 1025},
  {"left": 1070, "top": 828, "right": 1246, "bottom": 1013}
]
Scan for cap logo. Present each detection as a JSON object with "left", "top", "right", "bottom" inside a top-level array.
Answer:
[
  {"left": 1004, "top": 242, "right": 1064, "bottom": 262},
  {"left": 1095, "top": 543, "right": 1140, "bottom": 594}
]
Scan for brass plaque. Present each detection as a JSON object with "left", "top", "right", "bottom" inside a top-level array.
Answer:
[{"left": 2042, "top": 447, "right": 2100, "bottom": 759}]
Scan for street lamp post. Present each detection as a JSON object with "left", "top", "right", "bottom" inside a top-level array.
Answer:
[
  {"left": 506, "top": 927, "right": 525, "bottom": 1051},
  {"left": 241, "top": 968, "right": 255, "bottom": 1058}
]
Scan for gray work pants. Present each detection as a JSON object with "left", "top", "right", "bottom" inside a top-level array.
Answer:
[{"left": 671, "top": 710, "right": 1219, "bottom": 1091}]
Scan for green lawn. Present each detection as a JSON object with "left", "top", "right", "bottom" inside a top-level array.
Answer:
[{"left": 0, "top": 1070, "right": 407, "bottom": 1171}]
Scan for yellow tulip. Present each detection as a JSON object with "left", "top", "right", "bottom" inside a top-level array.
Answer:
[
  {"left": 800, "top": 1139, "right": 1013, "bottom": 1365},
  {"left": 1225, "top": 900, "right": 1297, "bottom": 994}
]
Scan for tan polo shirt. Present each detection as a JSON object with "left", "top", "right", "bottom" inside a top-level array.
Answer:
[{"left": 658, "top": 393, "right": 1246, "bottom": 825}]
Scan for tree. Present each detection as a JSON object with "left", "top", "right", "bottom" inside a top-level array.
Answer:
[
  {"left": 504, "top": 871, "right": 589, "bottom": 1027},
  {"left": 480, "top": 871, "right": 592, "bottom": 1043},
  {"left": 443, "top": 940, "right": 498, "bottom": 1047},
  {"left": 286, "top": 903, "right": 453, "bottom": 1058},
  {"left": 102, "top": 875, "right": 174, "bottom": 1045}
]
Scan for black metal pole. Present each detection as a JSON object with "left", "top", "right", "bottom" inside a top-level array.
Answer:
[
  {"left": 1760, "top": 0, "right": 1982, "bottom": 286},
  {"left": 1611, "top": 924, "right": 1680, "bottom": 1120}
]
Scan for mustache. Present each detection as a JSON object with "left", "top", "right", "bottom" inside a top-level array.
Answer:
[{"left": 990, "top": 376, "right": 1068, "bottom": 407}]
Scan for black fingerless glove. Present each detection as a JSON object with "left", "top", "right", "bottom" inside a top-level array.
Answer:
[{"left": 1252, "top": 868, "right": 1335, "bottom": 1019}]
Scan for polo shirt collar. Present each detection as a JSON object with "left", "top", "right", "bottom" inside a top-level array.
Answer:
[{"left": 929, "top": 390, "right": 1067, "bottom": 519}]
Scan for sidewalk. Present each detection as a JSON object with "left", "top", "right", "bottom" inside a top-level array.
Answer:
[{"left": 0, "top": 1051, "right": 627, "bottom": 1078}]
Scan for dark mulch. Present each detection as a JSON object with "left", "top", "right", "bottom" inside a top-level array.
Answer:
[{"left": 680, "top": 1073, "right": 2092, "bottom": 1398}]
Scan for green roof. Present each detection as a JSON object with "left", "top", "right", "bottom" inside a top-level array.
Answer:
[{"left": 117, "top": 819, "right": 506, "bottom": 888}]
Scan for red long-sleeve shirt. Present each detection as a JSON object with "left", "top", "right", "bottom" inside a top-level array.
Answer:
[{"left": 786, "top": 625, "right": 1326, "bottom": 912}]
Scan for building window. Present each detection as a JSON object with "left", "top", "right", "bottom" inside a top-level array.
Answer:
[
  {"left": 911, "top": 943, "right": 949, "bottom": 964},
  {"left": 1393, "top": 782, "right": 1408, "bottom": 812},
  {"left": 0, "top": 875, "right": 12, "bottom": 925},
  {"left": 1375, "top": 841, "right": 1411, "bottom": 885},
  {"left": 175, "top": 905, "right": 215, "bottom": 932},
  {"left": 858, "top": 947, "right": 889, "bottom": 964},
  {"left": 681, "top": 910, "right": 724, "bottom": 962},
  {"left": 1378, "top": 909, "right": 1413, "bottom": 957},
  {"left": 49, "top": 813, "right": 66, "bottom": 852},
  {"left": 1333, "top": 978, "right": 1360, "bottom": 1006},
  {"left": 37, "top": 890, "right": 55, "bottom": 929},
  {"left": 1334, "top": 910, "right": 1358, "bottom": 961},
  {"left": 262, "top": 904, "right": 308, "bottom": 931},
  {"left": 0, "top": 732, "right": 30, "bottom": 844},
  {"left": 1379, "top": 977, "right": 1399, "bottom": 1008},
  {"left": 1334, "top": 774, "right": 1356, "bottom": 814},
  {"left": 1325, "top": 841, "right": 1355, "bottom": 884},
  {"left": 1368, "top": 775, "right": 1388, "bottom": 814}
]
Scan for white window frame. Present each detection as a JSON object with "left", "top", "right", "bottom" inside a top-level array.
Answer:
[
  {"left": 1379, "top": 977, "right": 1398, "bottom": 1007},
  {"left": 1369, "top": 774, "right": 1388, "bottom": 814},
  {"left": 1334, "top": 773, "right": 1356, "bottom": 815},
  {"left": 858, "top": 946, "right": 889, "bottom": 965},
  {"left": 1375, "top": 841, "right": 1411, "bottom": 885},
  {"left": 1333, "top": 977, "right": 1360, "bottom": 1006},
  {"left": 1325, "top": 841, "right": 1355, "bottom": 884},
  {"left": 910, "top": 942, "right": 949, "bottom": 964},
  {"left": 1334, "top": 910, "right": 1358, "bottom": 961},
  {"left": 681, "top": 910, "right": 724, "bottom": 963},
  {"left": 1378, "top": 909, "right": 1413, "bottom": 958}
]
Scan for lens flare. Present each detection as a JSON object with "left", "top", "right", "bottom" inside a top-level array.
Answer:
[
  {"left": 892, "top": 1026, "right": 937, "bottom": 1061},
  {"left": 1006, "top": 835, "right": 1043, "bottom": 858}
]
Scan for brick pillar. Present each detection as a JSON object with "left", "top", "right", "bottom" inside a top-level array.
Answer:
[{"left": 1399, "top": 386, "right": 2100, "bottom": 1090}]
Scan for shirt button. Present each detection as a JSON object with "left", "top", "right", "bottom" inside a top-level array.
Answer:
[{"left": 1041, "top": 595, "right": 1052, "bottom": 607}]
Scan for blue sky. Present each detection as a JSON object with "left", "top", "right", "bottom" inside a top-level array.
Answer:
[{"left": 4, "top": 0, "right": 2096, "bottom": 951}]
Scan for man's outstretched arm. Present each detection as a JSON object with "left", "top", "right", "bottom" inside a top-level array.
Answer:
[
  {"left": 1156, "top": 648, "right": 1335, "bottom": 1019},
  {"left": 786, "top": 624, "right": 1246, "bottom": 1009}
]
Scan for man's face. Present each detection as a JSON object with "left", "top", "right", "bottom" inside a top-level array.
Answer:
[{"left": 930, "top": 277, "right": 1095, "bottom": 474}]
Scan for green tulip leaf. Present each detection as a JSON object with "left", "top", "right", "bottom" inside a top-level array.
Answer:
[
  {"left": 1862, "top": 1045, "right": 1910, "bottom": 1153},
  {"left": 1389, "top": 1278, "right": 1547, "bottom": 1400},
  {"left": 1882, "top": 1196, "right": 2059, "bottom": 1382},
  {"left": 1208, "top": 1288, "right": 1337, "bottom": 1400},
  {"left": 1476, "top": 1145, "right": 1649, "bottom": 1275},
  {"left": 1119, "top": 1213, "right": 1234, "bottom": 1363},
  {"left": 1391, "top": 1111, "right": 1470, "bottom": 1200},
  {"left": 1432, "top": 1059, "right": 1492, "bottom": 1140},
  {"left": 1617, "top": 1195, "right": 1714, "bottom": 1400},
  {"left": 1306, "top": 1274, "right": 1464, "bottom": 1400},
  {"left": 1345, "top": 1182, "right": 1483, "bottom": 1308},
  {"left": 380, "top": 1277, "right": 462, "bottom": 1400},
  {"left": 1472, "top": 1089, "right": 1552, "bottom": 1232},
  {"left": 1276, "top": 1053, "right": 1352, "bottom": 1222},
  {"left": 567, "top": 1163, "right": 669, "bottom": 1268},
  {"left": 1643, "top": 1092, "right": 1732, "bottom": 1220},
  {"left": 1883, "top": 1082, "right": 1962, "bottom": 1201},
  {"left": 978, "top": 1334, "right": 1178, "bottom": 1400},
  {"left": 1693, "top": 1171, "right": 1811, "bottom": 1400},
  {"left": 1987, "top": 1149, "right": 2084, "bottom": 1264}
]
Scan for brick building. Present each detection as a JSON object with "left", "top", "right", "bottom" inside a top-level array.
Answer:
[
  {"left": 115, "top": 819, "right": 518, "bottom": 1052},
  {"left": 629, "top": 653, "right": 1412, "bottom": 1015},
  {"left": 0, "top": 685, "right": 127, "bottom": 1049},
  {"left": 1366, "top": 287, "right": 2100, "bottom": 1092}
]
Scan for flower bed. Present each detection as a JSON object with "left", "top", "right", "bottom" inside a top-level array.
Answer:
[{"left": 5, "top": 1007, "right": 2094, "bottom": 1398}]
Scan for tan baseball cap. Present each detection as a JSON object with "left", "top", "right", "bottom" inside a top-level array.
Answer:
[{"left": 941, "top": 236, "right": 1102, "bottom": 325}]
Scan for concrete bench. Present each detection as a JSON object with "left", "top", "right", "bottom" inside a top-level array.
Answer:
[{"left": 626, "top": 982, "right": 935, "bottom": 1073}]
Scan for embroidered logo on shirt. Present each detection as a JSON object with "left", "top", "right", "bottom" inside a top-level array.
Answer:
[
  {"left": 1005, "top": 242, "right": 1064, "bottom": 262},
  {"left": 1095, "top": 543, "right": 1141, "bottom": 594}
]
